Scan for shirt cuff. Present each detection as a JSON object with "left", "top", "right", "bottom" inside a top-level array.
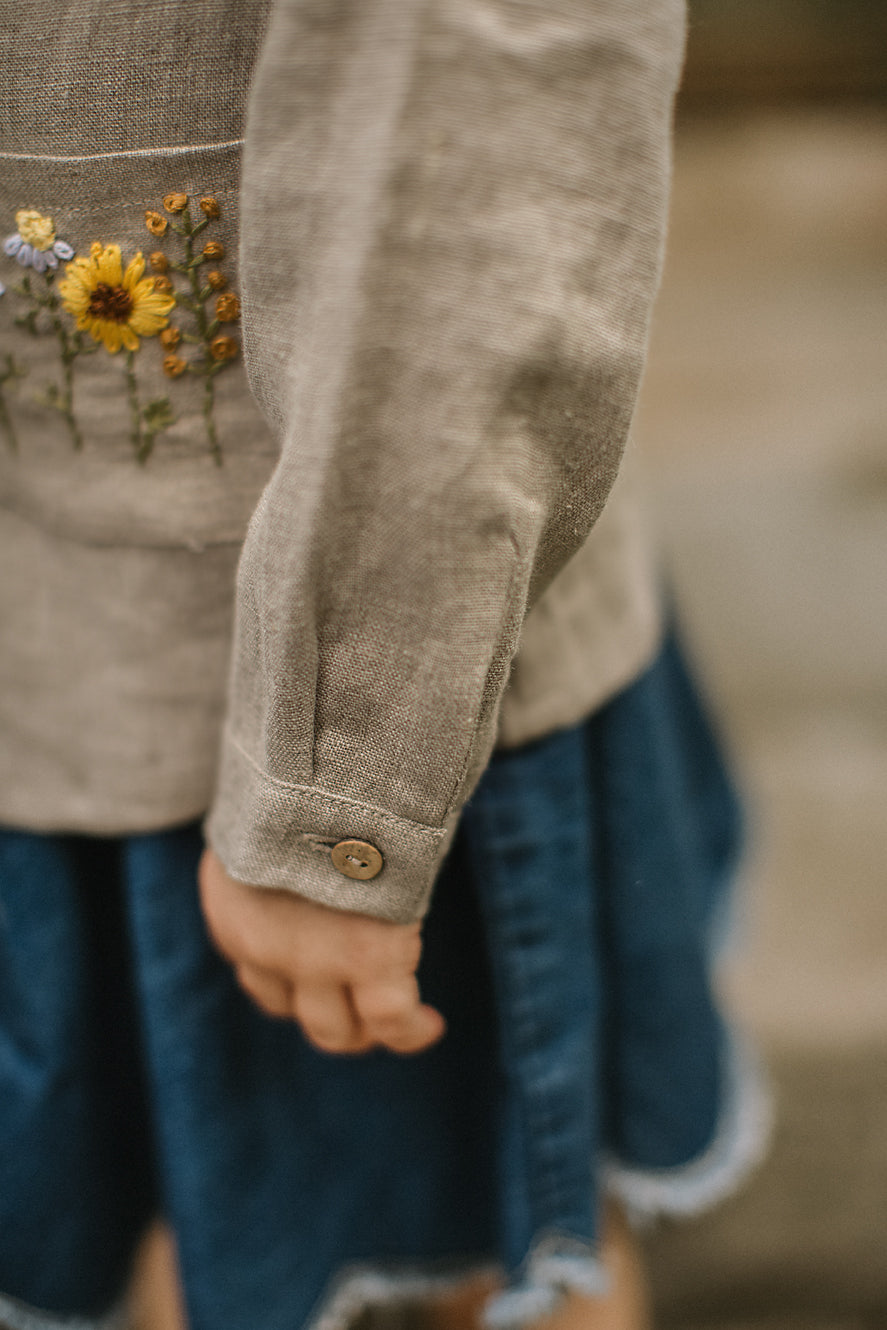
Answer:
[{"left": 205, "top": 729, "right": 455, "bottom": 922}]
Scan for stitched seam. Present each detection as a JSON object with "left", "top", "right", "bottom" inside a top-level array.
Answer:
[
  {"left": 0, "top": 141, "right": 245, "bottom": 164},
  {"left": 503, "top": 831, "right": 576, "bottom": 1222},
  {"left": 0, "top": 139, "right": 245, "bottom": 164},
  {"left": 473, "top": 776, "right": 590, "bottom": 1225},
  {"left": 298, "top": 834, "right": 336, "bottom": 858},
  {"left": 223, "top": 729, "right": 448, "bottom": 841}
]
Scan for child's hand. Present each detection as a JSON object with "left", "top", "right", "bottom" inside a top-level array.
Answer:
[{"left": 197, "top": 848, "right": 446, "bottom": 1055}]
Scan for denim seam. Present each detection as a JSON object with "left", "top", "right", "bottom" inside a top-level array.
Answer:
[{"left": 481, "top": 791, "right": 579, "bottom": 1227}]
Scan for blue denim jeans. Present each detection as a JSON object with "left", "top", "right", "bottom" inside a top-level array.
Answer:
[{"left": 0, "top": 636, "right": 766, "bottom": 1330}]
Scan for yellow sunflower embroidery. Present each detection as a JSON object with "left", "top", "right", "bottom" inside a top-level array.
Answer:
[{"left": 58, "top": 242, "right": 175, "bottom": 353}]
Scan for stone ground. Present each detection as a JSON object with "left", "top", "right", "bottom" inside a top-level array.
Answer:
[{"left": 132, "top": 108, "right": 887, "bottom": 1329}]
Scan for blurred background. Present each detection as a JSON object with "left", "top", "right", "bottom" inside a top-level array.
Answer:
[
  {"left": 133, "top": 4, "right": 887, "bottom": 1326},
  {"left": 634, "top": 2, "right": 887, "bottom": 1327}
]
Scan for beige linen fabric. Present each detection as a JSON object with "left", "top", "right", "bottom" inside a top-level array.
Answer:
[{"left": 0, "top": 0, "right": 684, "bottom": 921}]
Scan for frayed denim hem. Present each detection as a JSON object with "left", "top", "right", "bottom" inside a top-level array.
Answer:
[
  {"left": 305, "top": 1265, "right": 497, "bottom": 1330},
  {"left": 603, "top": 1029, "right": 773, "bottom": 1228},
  {"left": 304, "top": 1032, "right": 769, "bottom": 1330},
  {"left": 0, "top": 1292, "right": 126, "bottom": 1330},
  {"left": 303, "top": 1236, "right": 609, "bottom": 1330},
  {"left": 482, "top": 1235, "right": 609, "bottom": 1330}
]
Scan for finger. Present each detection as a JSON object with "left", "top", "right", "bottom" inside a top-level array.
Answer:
[
  {"left": 351, "top": 979, "right": 447, "bottom": 1054},
  {"left": 235, "top": 963, "right": 293, "bottom": 1020},
  {"left": 198, "top": 849, "right": 240, "bottom": 960},
  {"left": 292, "top": 983, "right": 375, "bottom": 1055}
]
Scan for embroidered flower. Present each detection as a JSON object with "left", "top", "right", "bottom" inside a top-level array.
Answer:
[
  {"left": 59, "top": 243, "right": 175, "bottom": 353},
  {"left": 3, "top": 210, "right": 75, "bottom": 273},
  {"left": 144, "top": 210, "right": 168, "bottom": 237},
  {"left": 144, "top": 190, "right": 236, "bottom": 462},
  {"left": 209, "top": 334, "right": 238, "bottom": 362},
  {"left": 162, "top": 353, "right": 187, "bottom": 378},
  {"left": 215, "top": 292, "right": 240, "bottom": 322}
]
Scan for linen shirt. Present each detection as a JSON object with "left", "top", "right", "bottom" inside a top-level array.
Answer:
[{"left": 0, "top": 0, "right": 684, "bottom": 921}]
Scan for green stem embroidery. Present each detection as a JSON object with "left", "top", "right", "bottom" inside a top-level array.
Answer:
[
  {"left": 3, "top": 212, "right": 188, "bottom": 461},
  {"left": 149, "top": 196, "right": 239, "bottom": 464},
  {"left": 0, "top": 354, "right": 26, "bottom": 452},
  {"left": 15, "top": 272, "right": 84, "bottom": 449},
  {"left": 175, "top": 206, "right": 223, "bottom": 466},
  {"left": 140, "top": 397, "right": 176, "bottom": 462},
  {"left": 50, "top": 311, "right": 84, "bottom": 451},
  {"left": 203, "top": 371, "right": 220, "bottom": 463},
  {"left": 125, "top": 328, "right": 175, "bottom": 466},
  {"left": 125, "top": 350, "right": 146, "bottom": 461}
]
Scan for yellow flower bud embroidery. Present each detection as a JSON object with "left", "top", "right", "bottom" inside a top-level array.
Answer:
[
  {"left": 210, "top": 334, "right": 238, "bottom": 362},
  {"left": 163, "top": 353, "right": 188, "bottom": 378},
  {"left": 215, "top": 293, "right": 240, "bottom": 322},
  {"left": 144, "top": 210, "right": 168, "bottom": 237}
]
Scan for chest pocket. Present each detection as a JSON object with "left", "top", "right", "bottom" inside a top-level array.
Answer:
[{"left": 0, "top": 143, "right": 279, "bottom": 550}]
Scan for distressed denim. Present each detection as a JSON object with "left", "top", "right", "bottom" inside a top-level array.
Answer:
[{"left": 0, "top": 636, "right": 762, "bottom": 1330}]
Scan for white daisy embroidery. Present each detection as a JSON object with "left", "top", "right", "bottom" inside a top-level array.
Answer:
[{"left": 3, "top": 210, "right": 74, "bottom": 273}]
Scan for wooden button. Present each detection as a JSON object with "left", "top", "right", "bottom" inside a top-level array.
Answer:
[{"left": 330, "top": 839, "right": 384, "bottom": 881}]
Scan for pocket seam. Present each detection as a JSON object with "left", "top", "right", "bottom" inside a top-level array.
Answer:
[{"left": 0, "top": 138, "right": 245, "bottom": 165}]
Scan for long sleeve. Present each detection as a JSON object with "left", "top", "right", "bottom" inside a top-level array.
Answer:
[{"left": 205, "top": 0, "right": 686, "bottom": 921}]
